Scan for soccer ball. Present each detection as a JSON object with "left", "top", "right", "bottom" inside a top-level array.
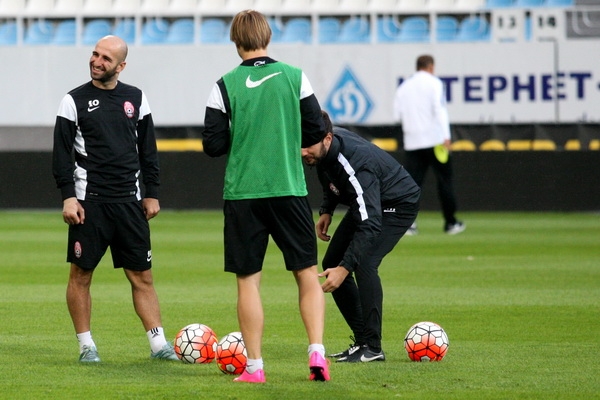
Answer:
[
  {"left": 404, "top": 321, "right": 449, "bottom": 362},
  {"left": 216, "top": 331, "right": 247, "bottom": 375},
  {"left": 174, "top": 323, "right": 218, "bottom": 364}
]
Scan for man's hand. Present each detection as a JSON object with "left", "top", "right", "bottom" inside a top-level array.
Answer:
[
  {"left": 62, "top": 197, "right": 85, "bottom": 225},
  {"left": 142, "top": 198, "right": 160, "bottom": 220},
  {"left": 318, "top": 266, "right": 350, "bottom": 293},
  {"left": 316, "top": 213, "right": 332, "bottom": 241}
]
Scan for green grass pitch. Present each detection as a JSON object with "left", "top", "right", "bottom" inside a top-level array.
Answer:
[{"left": 0, "top": 210, "right": 598, "bottom": 399}]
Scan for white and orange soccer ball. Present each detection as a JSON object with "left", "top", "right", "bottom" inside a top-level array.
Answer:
[
  {"left": 174, "top": 323, "right": 218, "bottom": 364},
  {"left": 404, "top": 321, "right": 449, "bottom": 362},
  {"left": 216, "top": 331, "right": 247, "bottom": 375}
]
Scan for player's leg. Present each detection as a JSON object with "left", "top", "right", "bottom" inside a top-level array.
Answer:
[
  {"left": 113, "top": 202, "right": 177, "bottom": 360},
  {"left": 269, "top": 196, "right": 329, "bottom": 381},
  {"left": 431, "top": 154, "right": 463, "bottom": 232},
  {"left": 236, "top": 271, "right": 264, "bottom": 361},
  {"left": 66, "top": 263, "right": 93, "bottom": 333},
  {"left": 224, "top": 199, "right": 269, "bottom": 382},
  {"left": 323, "top": 211, "right": 367, "bottom": 349},
  {"left": 65, "top": 201, "right": 107, "bottom": 362},
  {"left": 337, "top": 200, "right": 418, "bottom": 363}
]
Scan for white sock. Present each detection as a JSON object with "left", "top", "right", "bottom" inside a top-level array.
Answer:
[
  {"left": 76, "top": 331, "right": 96, "bottom": 352},
  {"left": 245, "top": 358, "right": 264, "bottom": 374},
  {"left": 307, "top": 343, "right": 325, "bottom": 358},
  {"left": 147, "top": 327, "right": 168, "bottom": 353}
]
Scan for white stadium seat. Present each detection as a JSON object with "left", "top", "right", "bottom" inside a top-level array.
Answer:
[
  {"left": 141, "top": 0, "right": 171, "bottom": 12},
  {"left": 55, "top": 0, "right": 84, "bottom": 13},
  {"left": 113, "top": 0, "right": 142, "bottom": 13},
  {"left": 83, "top": 0, "right": 113, "bottom": 14},
  {"left": 25, "top": 0, "right": 55, "bottom": 14}
]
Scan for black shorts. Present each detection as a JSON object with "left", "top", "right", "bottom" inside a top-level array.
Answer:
[
  {"left": 223, "top": 196, "right": 318, "bottom": 275},
  {"left": 66, "top": 201, "right": 152, "bottom": 271}
]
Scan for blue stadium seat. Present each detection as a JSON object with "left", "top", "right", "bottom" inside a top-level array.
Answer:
[
  {"left": 486, "top": 0, "right": 514, "bottom": 6},
  {"left": 165, "top": 18, "right": 195, "bottom": 44},
  {"left": 113, "top": 18, "right": 136, "bottom": 44},
  {"left": 398, "top": 16, "right": 429, "bottom": 42},
  {"left": 141, "top": 18, "right": 169, "bottom": 45},
  {"left": 319, "top": 17, "right": 341, "bottom": 43},
  {"left": 515, "top": 0, "right": 544, "bottom": 6},
  {"left": 24, "top": 20, "right": 55, "bottom": 45},
  {"left": 0, "top": 20, "right": 17, "bottom": 46},
  {"left": 52, "top": 19, "right": 77, "bottom": 45},
  {"left": 456, "top": 16, "right": 490, "bottom": 41},
  {"left": 280, "top": 18, "right": 312, "bottom": 43},
  {"left": 436, "top": 15, "right": 459, "bottom": 42},
  {"left": 338, "top": 17, "right": 370, "bottom": 43},
  {"left": 200, "top": 18, "right": 228, "bottom": 44},
  {"left": 82, "top": 19, "right": 112, "bottom": 45},
  {"left": 377, "top": 16, "right": 401, "bottom": 42},
  {"left": 268, "top": 17, "right": 284, "bottom": 43},
  {"left": 545, "top": 0, "right": 572, "bottom": 5}
]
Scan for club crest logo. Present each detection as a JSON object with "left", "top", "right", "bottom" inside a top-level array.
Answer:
[
  {"left": 123, "top": 101, "right": 135, "bottom": 118},
  {"left": 74, "top": 241, "right": 82, "bottom": 258},
  {"left": 329, "top": 183, "right": 340, "bottom": 196}
]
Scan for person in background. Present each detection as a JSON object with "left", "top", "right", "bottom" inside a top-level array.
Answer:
[
  {"left": 202, "top": 10, "right": 329, "bottom": 383},
  {"left": 393, "top": 54, "right": 465, "bottom": 235},
  {"left": 302, "top": 110, "right": 420, "bottom": 362},
  {"left": 52, "top": 35, "right": 178, "bottom": 363}
]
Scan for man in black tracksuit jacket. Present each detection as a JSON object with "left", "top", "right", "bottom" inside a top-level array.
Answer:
[{"left": 302, "top": 111, "right": 420, "bottom": 362}]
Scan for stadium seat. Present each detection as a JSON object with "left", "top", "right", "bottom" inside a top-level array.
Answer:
[
  {"left": 114, "top": 0, "right": 142, "bottom": 12},
  {"left": 25, "top": 0, "right": 55, "bottom": 14},
  {"left": 82, "top": 19, "right": 112, "bottom": 45},
  {"left": 0, "top": 0, "right": 26, "bottom": 15},
  {"left": 428, "top": 0, "right": 457, "bottom": 9},
  {"left": 197, "top": 0, "right": 226, "bottom": 11},
  {"left": 486, "top": 0, "right": 514, "bottom": 7},
  {"left": 339, "top": 0, "right": 370, "bottom": 11},
  {"left": 83, "top": 0, "right": 113, "bottom": 14},
  {"left": 113, "top": 18, "right": 136, "bottom": 43},
  {"left": 280, "top": 17, "right": 312, "bottom": 44},
  {"left": 254, "top": 0, "right": 284, "bottom": 12},
  {"left": 0, "top": 20, "right": 17, "bottom": 45},
  {"left": 281, "top": 0, "right": 311, "bottom": 11},
  {"left": 312, "top": 0, "right": 340, "bottom": 11},
  {"left": 55, "top": 0, "right": 84, "bottom": 13},
  {"left": 455, "top": 0, "right": 486, "bottom": 7},
  {"left": 268, "top": 17, "right": 284, "bottom": 42},
  {"left": 24, "top": 19, "right": 55, "bottom": 45},
  {"left": 515, "top": 0, "right": 544, "bottom": 6},
  {"left": 200, "top": 18, "right": 228, "bottom": 44},
  {"left": 397, "top": 0, "right": 428, "bottom": 10},
  {"left": 436, "top": 15, "right": 459, "bottom": 41},
  {"left": 141, "top": 0, "right": 171, "bottom": 12},
  {"left": 545, "top": 0, "right": 573, "bottom": 5},
  {"left": 52, "top": 19, "right": 77, "bottom": 45},
  {"left": 338, "top": 17, "right": 370, "bottom": 43},
  {"left": 370, "top": 0, "right": 399, "bottom": 11},
  {"left": 169, "top": 0, "right": 198, "bottom": 13},
  {"left": 141, "top": 18, "right": 169, "bottom": 44},
  {"left": 165, "top": 18, "right": 195, "bottom": 44},
  {"left": 319, "top": 17, "right": 341, "bottom": 44},
  {"left": 456, "top": 16, "right": 490, "bottom": 40},
  {"left": 377, "top": 15, "right": 401, "bottom": 42},
  {"left": 398, "top": 16, "right": 429, "bottom": 42}
]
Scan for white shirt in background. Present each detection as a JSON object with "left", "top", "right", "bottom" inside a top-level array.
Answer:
[{"left": 393, "top": 70, "right": 451, "bottom": 151}]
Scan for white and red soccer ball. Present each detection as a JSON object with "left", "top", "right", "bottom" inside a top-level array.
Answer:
[
  {"left": 216, "top": 331, "right": 247, "bottom": 375},
  {"left": 174, "top": 323, "right": 218, "bottom": 364},
  {"left": 404, "top": 321, "right": 449, "bottom": 362}
]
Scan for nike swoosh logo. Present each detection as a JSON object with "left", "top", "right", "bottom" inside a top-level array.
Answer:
[
  {"left": 245, "top": 72, "right": 282, "bottom": 88},
  {"left": 87, "top": 106, "right": 99, "bottom": 112},
  {"left": 360, "top": 354, "right": 383, "bottom": 362}
]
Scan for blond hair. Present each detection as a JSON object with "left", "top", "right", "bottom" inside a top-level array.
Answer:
[{"left": 230, "top": 10, "right": 272, "bottom": 52}]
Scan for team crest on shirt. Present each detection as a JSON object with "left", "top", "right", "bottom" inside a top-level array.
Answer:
[
  {"left": 329, "top": 183, "right": 340, "bottom": 196},
  {"left": 74, "top": 241, "right": 82, "bottom": 258},
  {"left": 123, "top": 101, "right": 135, "bottom": 118}
]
